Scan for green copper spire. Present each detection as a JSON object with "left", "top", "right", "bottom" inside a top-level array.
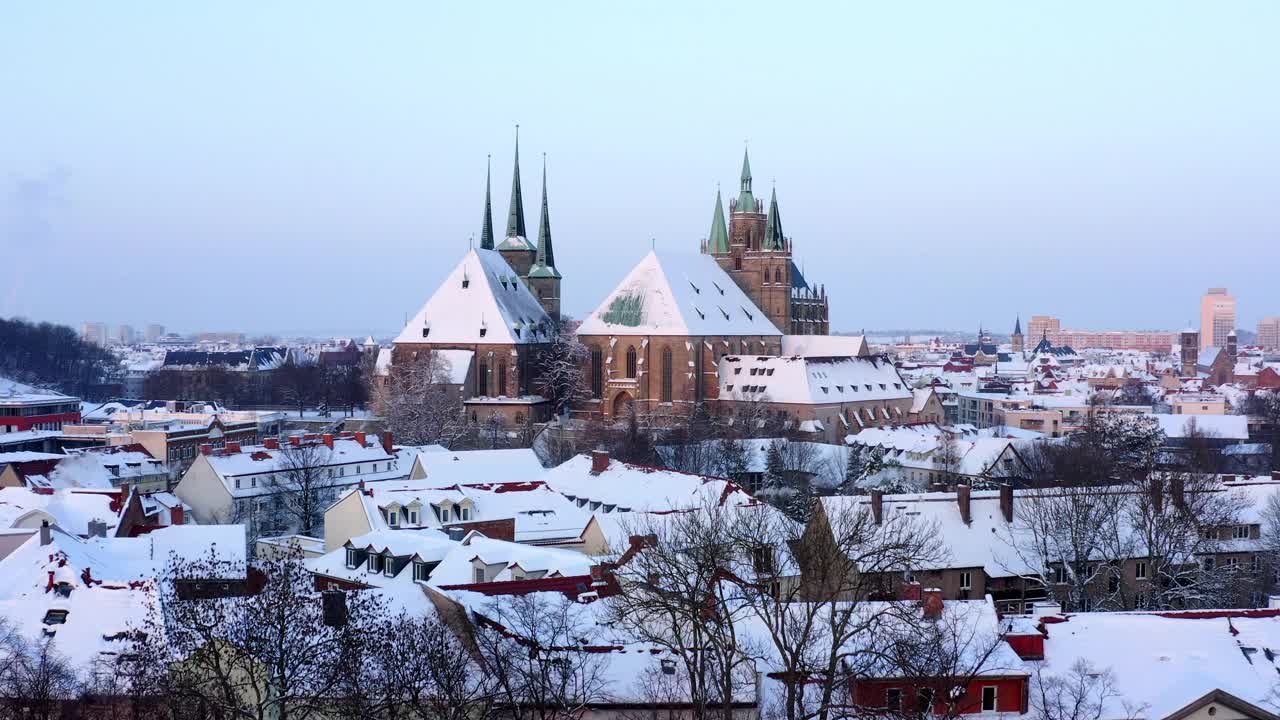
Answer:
[
  {"left": 764, "top": 187, "right": 784, "bottom": 250},
  {"left": 530, "top": 155, "right": 560, "bottom": 279},
  {"left": 735, "top": 147, "right": 757, "bottom": 213},
  {"left": 707, "top": 188, "right": 729, "bottom": 254},
  {"left": 505, "top": 126, "right": 527, "bottom": 241},
  {"left": 480, "top": 155, "right": 495, "bottom": 250}
]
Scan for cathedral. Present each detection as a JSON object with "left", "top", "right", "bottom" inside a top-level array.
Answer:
[
  {"left": 485, "top": 129, "right": 562, "bottom": 321},
  {"left": 702, "top": 150, "right": 830, "bottom": 335}
]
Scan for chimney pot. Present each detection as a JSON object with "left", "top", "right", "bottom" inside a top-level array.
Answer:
[
  {"left": 354, "top": 431, "right": 367, "bottom": 447},
  {"left": 381, "top": 432, "right": 393, "bottom": 455},
  {"left": 591, "top": 450, "right": 610, "bottom": 474},
  {"left": 39, "top": 520, "right": 53, "bottom": 546},
  {"left": 900, "top": 581, "right": 922, "bottom": 601},
  {"left": 225, "top": 441, "right": 241, "bottom": 454},
  {"left": 956, "top": 485, "right": 972, "bottom": 525},
  {"left": 263, "top": 438, "right": 280, "bottom": 450},
  {"left": 322, "top": 434, "right": 334, "bottom": 449},
  {"left": 289, "top": 435, "right": 302, "bottom": 447},
  {"left": 870, "top": 489, "right": 884, "bottom": 525}
]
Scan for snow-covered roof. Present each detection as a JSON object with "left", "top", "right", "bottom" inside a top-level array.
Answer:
[
  {"left": 0, "top": 487, "right": 122, "bottom": 535},
  {"left": 1037, "top": 610, "right": 1280, "bottom": 720},
  {"left": 412, "top": 447, "right": 546, "bottom": 486},
  {"left": 719, "top": 354, "right": 911, "bottom": 405},
  {"left": 780, "top": 334, "right": 870, "bottom": 358},
  {"left": 540, "top": 453, "right": 754, "bottom": 513},
  {"left": 577, "top": 251, "right": 781, "bottom": 337},
  {"left": 394, "top": 249, "right": 552, "bottom": 346},
  {"left": 1152, "top": 413, "right": 1249, "bottom": 440}
]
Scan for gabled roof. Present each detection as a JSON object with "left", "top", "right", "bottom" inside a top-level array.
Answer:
[
  {"left": 577, "top": 251, "right": 780, "bottom": 337},
  {"left": 394, "top": 249, "right": 552, "bottom": 346},
  {"left": 719, "top": 354, "right": 911, "bottom": 405}
]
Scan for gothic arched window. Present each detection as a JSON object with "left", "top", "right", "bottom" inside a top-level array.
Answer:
[
  {"left": 625, "top": 346, "right": 637, "bottom": 379},
  {"left": 589, "top": 347, "right": 603, "bottom": 399},
  {"left": 661, "top": 347, "right": 674, "bottom": 403}
]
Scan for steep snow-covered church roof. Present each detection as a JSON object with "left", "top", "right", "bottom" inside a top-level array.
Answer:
[
  {"left": 577, "top": 251, "right": 780, "bottom": 337},
  {"left": 395, "top": 249, "right": 552, "bottom": 346}
]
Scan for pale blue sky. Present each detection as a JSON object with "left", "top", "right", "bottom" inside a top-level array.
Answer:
[{"left": 3, "top": 2, "right": 1277, "bottom": 336}]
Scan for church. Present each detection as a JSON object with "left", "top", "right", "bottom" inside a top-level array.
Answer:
[
  {"left": 391, "top": 132, "right": 561, "bottom": 427},
  {"left": 391, "top": 144, "right": 899, "bottom": 434}
]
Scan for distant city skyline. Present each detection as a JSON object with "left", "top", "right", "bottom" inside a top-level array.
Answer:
[{"left": 4, "top": 3, "right": 1277, "bottom": 335}]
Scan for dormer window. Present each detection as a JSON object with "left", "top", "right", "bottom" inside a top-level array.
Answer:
[
  {"left": 460, "top": 507, "right": 471, "bottom": 521},
  {"left": 368, "top": 553, "right": 383, "bottom": 574},
  {"left": 422, "top": 327, "right": 430, "bottom": 338},
  {"left": 42, "top": 610, "right": 69, "bottom": 626},
  {"left": 413, "top": 561, "right": 430, "bottom": 582},
  {"left": 383, "top": 554, "right": 395, "bottom": 577},
  {"left": 387, "top": 510, "right": 399, "bottom": 527},
  {"left": 345, "top": 548, "right": 358, "bottom": 568},
  {"left": 408, "top": 510, "right": 418, "bottom": 525}
]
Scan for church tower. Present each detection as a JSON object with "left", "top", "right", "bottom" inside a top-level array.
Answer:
[
  {"left": 526, "top": 156, "right": 562, "bottom": 321},
  {"left": 1011, "top": 316, "right": 1025, "bottom": 354},
  {"left": 705, "top": 149, "right": 828, "bottom": 335},
  {"left": 497, "top": 128, "right": 537, "bottom": 277}
]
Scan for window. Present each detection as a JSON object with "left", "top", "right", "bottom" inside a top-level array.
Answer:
[
  {"left": 408, "top": 510, "right": 418, "bottom": 525},
  {"left": 413, "top": 561, "right": 430, "bottom": 582},
  {"left": 1203, "top": 557, "right": 1216, "bottom": 572},
  {"left": 251, "top": 476, "right": 256, "bottom": 488},
  {"left": 497, "top": 362, "right": 507, "bottom": 396},
  {"left": 959, "top": 571, "right": 972, "bottom": 590},
  {"left": 461, "top": 507, "right": 471, "bottom": 521},
  {"left": 476, "top": 362, "right": 489, "bottom": 397},
  {"left": 234, "top": 478, "right": 241, "bottom": 489},
  {"left": 981, "top": 686, "right": 998, "bottom": 712},
  {"left": 345, "top": 548, "right": 358, "bottom": 568},
  {"left": 918, "top": 688, "right": 934, "bottom": 711},
  {"left": 885, "top": 689, "right": 902, "bottom": 712},
  {"left": 1233, "top": 525, "right": 1251, "bottom": 540},
  {"left": 383, "top": 555, "right": 395, "bottom": 577},
  {"left": 1135, "top": 561, "right": 1147, "bottom": 580},
  {"left": 368, "top": 554, "right": 383, "bottom": 573},
  {"left": 387, "top": 509, "right": 399, "bottom": 527},
  {"left": 661, "top": 347, "right": 674, "bottom": 403},
  {"left": 473, "top": 567, "right": 485, "bottom": 583},
  {"left": 590, "top": 347, "right": 603, "bottom": 399},
  {"left": 625, "top": 346, "right": 637, "bottom": 378},
  {"left": 1053, "top": 565, "right": 1067, "bottom": 584}
]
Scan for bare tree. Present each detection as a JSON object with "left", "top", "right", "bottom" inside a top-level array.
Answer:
[
  {"left": 474, "top": 593, "right": 609, "bottom": 720},
  {"left": 380, "top": 350, "right": 469, "bottom": 448},
  {"left": 261, "top": 439, "right": 336, "bottom": 538},
  {"left": 0, "top": 620, "right": 82, "bottom": 720},
  {"left": 603, "top": 502, "right": 762, "bottom": 720},
  {"left": 1029, "top": 659, "right": 1143, "bottom": 720},
  {"left": 332, "top": 610, "right": 494, "bottom": 720},
  {"left": 724, "top": 498, "right": 948, "bottom": 720},
  {"left": 536, "top": 320, "right": 590, "bottom": 418},
  {"left": 134, "top": 551, "right": 387, "bottom": 720}
]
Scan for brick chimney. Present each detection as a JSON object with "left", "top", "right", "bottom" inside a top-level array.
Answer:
[
  {"left": 322, "top": 433, "right": 334, "bottom": 450},
  {"left": 200, "top": 443, "right": 213, "bottom": 456},
  {"left": 591, "top": 450, "right": 610, "bottom": 474},
  {"left": 999, "top": 484, "right": 1013, "bottom": 523},
  {"left": 899, "top": 580, "right": 922, "bottom": 601},
  {"left": 870, "top": 489, "right": 884, "bottom": 525},
  {"left": 289, "top": 435, "right": 302, "bottom": 447},
  {"left": 354, "top": 431, "right": 366, "bottom": 447},
  {"left": 922, "top": 587, "right": 944, "bottom": 619},
  {"left": 170, "top": 505, "right": 184, "bottom": 525},
  {"left": 381, "top": 432, "right": 393, "bottom": 455},
  {"left": 956, "top": 485, "right": 971, "bottom": 525},
  {"left": 263, "top": 438, "right": 280, "bottom": 450},
  {"left": 225, "top": 441, "right": 241, "bottom": 454}
]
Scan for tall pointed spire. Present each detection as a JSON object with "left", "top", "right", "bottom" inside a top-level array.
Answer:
[
  {"left": 479, "top": 155, "right": 495, "bottom": 250},
  {"left": 530, "top": 154, "right": 560, "bottom": 278},
  {"left": 1013, "top": 315, "right": 1022, "bottom": 335},
  {"left": 505, "top": 125, "right": 528, "bottom": 243},
  {"left": 736, "top": 146, "right": 757, "bottom": 213},
  {"left": 764, "top": 186, "right": 784, "bottom": 250},
  {"left": 708, "top": 188, "right": 729, "bottom": 254}
]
